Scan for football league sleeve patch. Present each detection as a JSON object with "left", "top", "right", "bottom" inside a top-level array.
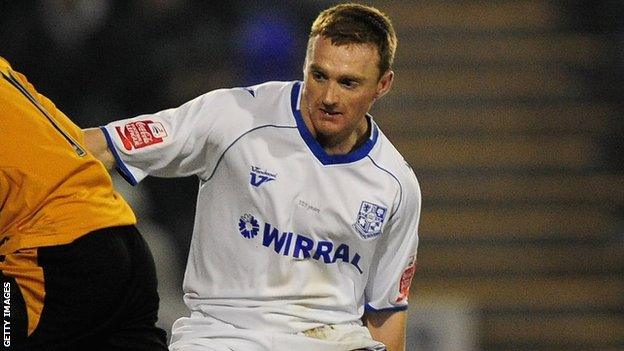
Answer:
[{"left": 113, "top": 120, "right": 168, "bottom": 151}]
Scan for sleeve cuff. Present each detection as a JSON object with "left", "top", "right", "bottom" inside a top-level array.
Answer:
[
  {"left": 100, "top": 126, "right": 140, "bottom": 186},
  {"left": 365, "top": 303, "right": 408, "bottom": 313}
]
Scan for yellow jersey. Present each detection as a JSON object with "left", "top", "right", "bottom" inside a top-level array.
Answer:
[{"left": 0, "top": 57, "right": 136, "bottom": 255}]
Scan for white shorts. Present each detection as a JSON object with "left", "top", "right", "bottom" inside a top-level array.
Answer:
[{"left": 169, "top": 314, "right": 386, "bottom": 351}]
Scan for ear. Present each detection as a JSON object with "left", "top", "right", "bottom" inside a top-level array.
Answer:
[{"left": 375, "top": 70, "right": 394, "bottom": 100}]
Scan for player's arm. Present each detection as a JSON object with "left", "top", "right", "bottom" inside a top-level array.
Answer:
[
  {"left": 83, "top": 127, "right": 116, "bottom": 169},
  {"left": 362, "top": 310, "right": 407, "bottom": 351}
]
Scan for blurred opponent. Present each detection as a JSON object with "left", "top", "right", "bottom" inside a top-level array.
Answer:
[{"left": 0, "top": 57, "right": 167, "bottom": 351}]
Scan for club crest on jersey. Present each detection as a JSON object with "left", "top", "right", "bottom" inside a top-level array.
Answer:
[
  {"left": 249, "top": 165, "right": 277, "bottom": 187},
  {"left": 115, "top": 120, "right": 167, "bottom": 150},
  {"left": 353, "top": 201, "right": 387, "bottom": 240}
]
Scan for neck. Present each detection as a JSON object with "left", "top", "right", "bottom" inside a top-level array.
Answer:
[{"left": 317, "top": 117, "right": 371, "bottom": 156}]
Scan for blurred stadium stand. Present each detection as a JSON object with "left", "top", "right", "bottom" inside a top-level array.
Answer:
[
  {"left": 2, "top": 1, "right": 623, "bottom": 349},
  {"left": 375, "top": 1, "right": 624, "bottom": 350}
]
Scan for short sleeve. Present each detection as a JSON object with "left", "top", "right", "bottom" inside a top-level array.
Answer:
[
  {"left": 364, "top": 168, "right": 421, "bottom": 312},
  {"left": 102, "top": 89, "right": 249, "bottom": 184}
]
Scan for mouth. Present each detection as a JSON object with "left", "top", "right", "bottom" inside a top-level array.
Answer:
[{"left": 319, "top": 108, "right": 342, "bottom": 118}]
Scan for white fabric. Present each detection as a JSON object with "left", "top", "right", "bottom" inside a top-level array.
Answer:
[
  {"left": 169, "top": 312, "right": 386, "bottom": 351},
  {"left": 103, "top": 81, "right": 420, "bottom": 350}
]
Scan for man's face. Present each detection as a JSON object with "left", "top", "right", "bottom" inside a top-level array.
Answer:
[{"left": 301, "top": 35, "right": 393, "bottom": 152}]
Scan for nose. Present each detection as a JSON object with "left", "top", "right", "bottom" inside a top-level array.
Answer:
[{"left": 321, "top": 82, "right": 339, "bottom": 107}]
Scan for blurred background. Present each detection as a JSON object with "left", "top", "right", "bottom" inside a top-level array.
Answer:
[{"left": 2, "top": 1, "right": 623, "bottom": 350}]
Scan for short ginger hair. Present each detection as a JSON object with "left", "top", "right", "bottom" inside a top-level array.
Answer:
[{"left": 308, "top": 3, "right": 397, "bottom": 76}]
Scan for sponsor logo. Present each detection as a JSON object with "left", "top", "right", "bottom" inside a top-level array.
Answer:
[
  {"left": 115, "top": 120, "right": 167, "bottom": 150},
  {"left": 238, "top": 213, "right": 260, "bottom": 238},
  {"left": 352, "top": 201, "right": 387, "bottom": 240},
  {"left": 249, "top": 165, "right": 277, "bottom": 187},
  {"left": 396, "top": 256, "right": 417, "bottom": 303},
  {"left": 237, "top": 214, "right": 363, "bottom": 274}
]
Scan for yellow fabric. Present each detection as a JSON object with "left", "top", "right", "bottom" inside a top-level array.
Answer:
[
  {"left": 0, "top": 57, "right": 136, "bottom": 255},
  {"left": 0, "top": 248, "right": 44, "bottom": 336}
]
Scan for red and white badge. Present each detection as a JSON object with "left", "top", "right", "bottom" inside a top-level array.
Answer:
[
  {"left": 396, "top": 256, "right": 417, "bottom": 303},
  {"left": 115, "top": 120, "right": 167, "bottom": 150}
]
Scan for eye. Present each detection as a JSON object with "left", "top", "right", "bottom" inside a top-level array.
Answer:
[
  {"left": 311, "top": 70, "right": 325, "bottom": 81},
  {"left": 340, "top": 79, "right": 358, "bottom": 89}
]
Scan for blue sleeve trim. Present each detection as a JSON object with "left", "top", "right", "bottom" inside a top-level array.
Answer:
[
  {"left": 365, "top": 303, "right": 408, "bottom": 313},
  {"left": 100, "top": 126, "right": 139, "bottom": 186}
]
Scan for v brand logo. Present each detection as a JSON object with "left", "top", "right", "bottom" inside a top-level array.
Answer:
[
  {"left": 249, "top": 165, "right": 277, "bottom": 187},
  {"left": 250, "top": 173, "right": 275, "bottom": 187}
]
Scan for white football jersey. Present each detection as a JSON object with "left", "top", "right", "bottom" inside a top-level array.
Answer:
[{"left": 103, "top": 81, "right": 420, "bottom": 339}]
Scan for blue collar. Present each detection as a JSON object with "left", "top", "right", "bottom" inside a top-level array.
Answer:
[{"left": 290, "top": 81, "right": 378, "bottom": 165}]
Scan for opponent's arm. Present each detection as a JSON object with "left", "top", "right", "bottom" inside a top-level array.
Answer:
[
  {"left": 362, "top": 310, "right": 407, "bottom": 351},
  {"left": 83, "top": 127, "right": 116, "bottom": 170}
]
